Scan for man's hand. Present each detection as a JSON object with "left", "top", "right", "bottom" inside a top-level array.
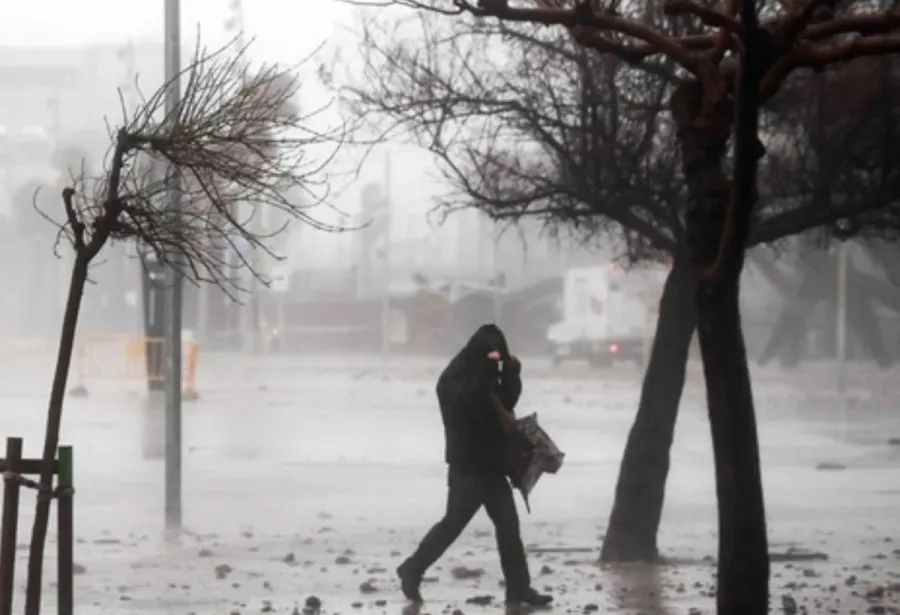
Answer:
[
  {"left": 504, "top": 354, "right": 522, "bottom": 377},
  {"left": 499, "top": 409, "right": 517, "bottom": 432},
  {"left": 490, "top": 390, "right": 518, "bottom": 431}
]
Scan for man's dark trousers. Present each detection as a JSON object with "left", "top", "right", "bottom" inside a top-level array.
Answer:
[{"left": 403, "top": 468, "right": 530, "bottom": 590}]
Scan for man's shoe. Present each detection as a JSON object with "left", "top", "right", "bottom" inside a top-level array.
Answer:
[
  {"left": 506, "top": 587, "right": 553, "bottom": 608},
  {"left": 397, "top": 562, "right": 424, "bottom": 602}
]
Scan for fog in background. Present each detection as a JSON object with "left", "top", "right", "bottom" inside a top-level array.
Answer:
[
  {"left": 1, "top": 3, "right": 899, "bottom": 614},
  {"left": 0, "top": 0, "right": 808, "bottom": 354}
]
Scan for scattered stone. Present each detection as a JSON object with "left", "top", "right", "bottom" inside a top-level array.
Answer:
[
  {"left": 72, "top": 563, "right": 87, "bottom": 575},
  {"left": 465, "top": 595, "right": 493, "bottom": 606},
  {"left": 540, "top": 565, "right": 554, "bottom": 575},
  {"left": 283, "top": 553, "right": 296, "bottom": 565},
  {"left": 351, "top": 603, "right": 363, "bottom": 609},
  {"left": 93, "top": 538, "right": 122, "bottom": 545},
  {"left": 261, "top": 600, "right": 274, "bottom": 612},
  {"left": 375, "top": 599, "right": 388, "bottom": 607},
  {"left": 815, "top": 462, "right": 847, "bottom": 471},
  {"left": 360, "top": 580, "right": 378, "bottom": 594},
  {"left": 583, "top": 604, "right": 599, "bottom": 612},
  {"left": 782, "top": 595, "right": 799, "bottom": 614},
  {"left": 771, "top": 549, "right": 829, "bottom": 562},
  {"left": 198, "top": 548, "right": 213, "bottom": 558},
  {"left": 450, "top": 566, "right": 484, "bottom": 580},
  {"left": 214, "top": 564, "right": 233, "bottom": 580},
  {"left": 305, "top": 596, "right": 322, "bottom": 610},
  {"left": 336, "top": 555, "right": 352, "bottom": 565}
]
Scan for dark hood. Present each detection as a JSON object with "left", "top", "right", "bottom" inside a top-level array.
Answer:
[{"left": 438, "top": 323, "right": 509, "bottom": 407}]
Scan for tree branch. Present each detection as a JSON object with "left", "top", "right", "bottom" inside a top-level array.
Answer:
[
  {"left": 797, "top": 34, "right": 900, "bottom": 66},
  {"left": 663, "top": 0, "right": 743, "bottom": 37},
  {"left": 49, "top": 38, "right": 349, "bottom": 299},
  {"left": 454, "top": 0, "right": 700, "bottom": 71}
]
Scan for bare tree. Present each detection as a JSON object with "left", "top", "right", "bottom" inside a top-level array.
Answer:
[
  {"left": 343, "top": 14, "right": 683, "bottom": 257},
  {"left": 343, "top": 1, "right": 900, "bottom": 611},
  {"left": 343, "top": 1, "right": 900, "bottom": 569},
  {"left": 22, "top": 41, "right": 347, "bottom": 615}
]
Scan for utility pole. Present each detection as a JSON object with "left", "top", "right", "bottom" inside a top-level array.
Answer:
[
  {"left": 224, "top": 0, "right": 257, "bottom": 352},
  {"left": 46, "top": 97, "right": 64, "bottom": 331},
  {"left": 491, "top": 236, "right": 502, "bottom": 324},
  {"left": 380, "top": 153, "right": 393, "bottom": 377},
  {"left": 164, "top": 0, "right": 183, "bottom": 537},
  {"left": 119, "top": 41, "right": 167, "bottom": 460},
  {"left": 224, "top": 0, "right": 246, "bottom": 50},
  {"left": 835, "top": 241, "right": 849, "bottom": 395}
]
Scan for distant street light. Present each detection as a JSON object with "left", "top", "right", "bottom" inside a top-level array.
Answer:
[{"left": 381, "top": 153, "right": 393, "bottom": 377}]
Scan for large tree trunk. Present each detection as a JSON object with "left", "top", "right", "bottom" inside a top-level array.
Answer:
[
  {"left": 696, "top": 276, "right": 769, "bottom": 615},
  {"left": 600, "top": 257, "right": 696, "bottom": 563},
  {"left": 676, "top": 28, "right": 770, "bottom": 609}
]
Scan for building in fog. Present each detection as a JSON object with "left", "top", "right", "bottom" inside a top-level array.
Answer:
[
  {"left": 0, "top": 41, "right": 166, "bottom": 340},
  {"left": 0, "top": 42, "right": 803, "bottom": 356}
]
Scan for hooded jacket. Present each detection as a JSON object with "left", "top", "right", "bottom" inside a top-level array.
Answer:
[{"left": 436, "top": 324, "right": 522, "bottom": 472}]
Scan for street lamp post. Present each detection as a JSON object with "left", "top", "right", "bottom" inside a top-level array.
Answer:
[
  {"left": 836, "top": 241, "right": 849, "bottom": 394},
  {"left": 164, "top": 0, "right": 183, "bottom": 537}
]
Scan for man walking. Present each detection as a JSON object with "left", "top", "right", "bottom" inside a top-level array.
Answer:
[{"left": 396, "top": 324, "right": 553, "bottom": 608}]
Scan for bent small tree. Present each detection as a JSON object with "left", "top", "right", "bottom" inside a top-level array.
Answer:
[
  {"left": 344, "top": 1, "right": 900, "bottom": 572},
  {"left": 23, "top": 42, "right": 345, "bottom": 615}
]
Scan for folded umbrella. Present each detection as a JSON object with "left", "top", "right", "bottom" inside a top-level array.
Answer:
[{"left": 505, "top": 412, "right": 565, "bottom": 513}]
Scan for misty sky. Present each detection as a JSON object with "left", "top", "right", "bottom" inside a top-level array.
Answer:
[
  {"left": 0, "top": 0, "right": 346, "bottom": 58},
  {"left": 0, "top": 0, "right": 463, "bottom": 268}
]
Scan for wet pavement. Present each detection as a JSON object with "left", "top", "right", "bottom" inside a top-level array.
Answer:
[{"left": 1, "top": 352, "right": 899, "bottom": 614}]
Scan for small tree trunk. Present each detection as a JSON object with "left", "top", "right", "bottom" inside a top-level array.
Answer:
[
  {"left": 24, "top": 255, "right": 90, "bottom": 615},
  {"left": 600, "top": 257, "right": 696, "bottom": 563}
]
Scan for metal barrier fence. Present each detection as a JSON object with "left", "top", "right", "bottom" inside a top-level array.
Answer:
[{"left": 68, "top": 334, "right": 199, "bottom": 399}]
